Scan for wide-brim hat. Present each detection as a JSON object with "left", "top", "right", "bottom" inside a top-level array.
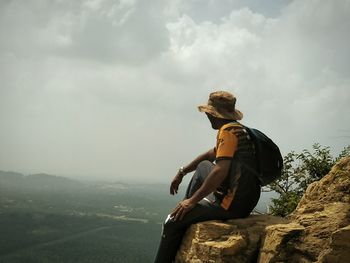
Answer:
[{"left": 198, "top": 91, "right": 243, "bottom": 120}]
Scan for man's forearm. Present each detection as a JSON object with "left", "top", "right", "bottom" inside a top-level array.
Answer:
[{"left": 188, "top": 165, "right": 226, "bottom": 204}]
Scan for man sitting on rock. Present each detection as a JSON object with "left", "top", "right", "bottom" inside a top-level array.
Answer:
[{"left": 154, "top": 91, "right": 261, "bottom": 263}]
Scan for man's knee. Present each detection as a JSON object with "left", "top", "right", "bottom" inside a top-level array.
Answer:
[
  {"left": 197, "top": 160, "right": 213, "bottom": 169},
  {"left": 196, "top": 160, "right": 214, "bottom": 176},
  {"left": 162, "top": 215, "right": 181, "bottom": 235},
  {"left": 163, "top": 212, "right": 193, "bottom": 232}
]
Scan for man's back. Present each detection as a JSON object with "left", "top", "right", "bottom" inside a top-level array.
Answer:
[{"left": 214, "top": 122, "right": 260, "bottom": 215}]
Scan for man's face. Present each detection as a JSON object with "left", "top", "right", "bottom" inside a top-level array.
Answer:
[{"left": 205, "top": 113, "right": 220, "bottom": 130}]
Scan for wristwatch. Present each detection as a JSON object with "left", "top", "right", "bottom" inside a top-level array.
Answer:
[{"left": 179, "top": 166, "right": 186, "bottom": 176}]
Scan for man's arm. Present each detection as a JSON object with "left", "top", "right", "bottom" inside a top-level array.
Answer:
[
  {"left": 170, "top": 148, "right": 216, "bottom": 195},
  {"left": 181, "top": 148, "right": 216, "bottom": 175},
  {"left": 188, "top": 159, "right": 230, "bottom": 203},
  {"left": 171, "top": 159, "right": 231, "bottom": 221}
]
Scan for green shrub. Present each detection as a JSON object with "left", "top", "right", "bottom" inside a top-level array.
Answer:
[{"left": 268, "top": 144, "right": 349, "bottom": 217}]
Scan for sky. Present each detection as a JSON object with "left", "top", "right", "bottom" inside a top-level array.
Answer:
[{"left": 0, "top": 0, "right": 349, "bottom": 183}]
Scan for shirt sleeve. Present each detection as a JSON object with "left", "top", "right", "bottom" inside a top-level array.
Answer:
[{"left": 215, "top": 129, "right": 238, "bottom": 161}]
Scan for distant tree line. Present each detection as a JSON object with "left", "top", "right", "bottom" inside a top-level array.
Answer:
[{"left": 267, "top": 143, "right": 350, "bottom": 217}]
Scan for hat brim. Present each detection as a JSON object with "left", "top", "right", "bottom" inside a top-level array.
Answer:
[{"left": 198, "top": 105, "right": 243, "bottom": 120}]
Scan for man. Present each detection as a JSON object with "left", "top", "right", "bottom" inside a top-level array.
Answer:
[{"left": 154, "top": 91, "right": 261, "bottom": 263}]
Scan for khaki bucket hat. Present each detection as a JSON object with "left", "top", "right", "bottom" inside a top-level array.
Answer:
[{"left": 198, "top": 91, "right": 243, "bottom": 120}]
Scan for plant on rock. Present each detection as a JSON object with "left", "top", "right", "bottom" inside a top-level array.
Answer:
[{"left": 267, "top": 144, "right": 350, "bottom": 217}]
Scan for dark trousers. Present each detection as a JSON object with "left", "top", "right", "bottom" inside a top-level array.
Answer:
[{"left": 154, "top": 161, "right": 241, "bottom": 263}]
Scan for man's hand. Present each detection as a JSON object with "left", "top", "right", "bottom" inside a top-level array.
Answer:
[
  {"left": 170, "top": 172, "right": 183, "bottom": 195},
  {"left": 170, "top": 199, "right": 196, "bottom": 221}
]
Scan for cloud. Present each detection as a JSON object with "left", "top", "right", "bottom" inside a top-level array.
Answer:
[
  {"left": 157, "top": 1, "right": 350, "bottom": 155},
  {"left": 163, "top": 0, "right": 292, "bottom": 23},
  {"left": 0, "top": 0, "right": 170, "bottom": 64},
  {"left": 0, "top": 0, "right": 349, "bottom": 181}
]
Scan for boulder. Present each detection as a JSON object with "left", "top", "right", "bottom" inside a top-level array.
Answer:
[
  {"left": 259, "top": 156, "right": 350, "bottom": 263},
  {"left": 258, "top": 223, "right": 305, "bottom": 263},
  {"left": 175, "top": 215, "right": 287, "bottom": 263}
]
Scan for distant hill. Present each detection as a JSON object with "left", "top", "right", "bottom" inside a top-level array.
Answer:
[
  {"left": 0, "top": 170, "right": 273, "bottom": 213},
  {"left": 0, "top": 170, "right": 83, "bottom": 192},
  {"left": 0, "top": 170, "right": 171, "bottom": 196}
]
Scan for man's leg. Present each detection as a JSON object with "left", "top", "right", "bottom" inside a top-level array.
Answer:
[
  {"left": 154, "top": 161, "right": 236, "bottom": 263},
  {"left": 185, "top": 160, "right": 214, "bottom": 199},
  {"left": 154, "top": 200, "right": 238, "bottom": 263}
]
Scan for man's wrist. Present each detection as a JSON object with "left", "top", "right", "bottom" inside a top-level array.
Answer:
[
  {"left": 188, "top": 196, "right": 199, "bottom": 205},
  {"left": 179, "top": 166, "right": 187, "bottom": 177}
]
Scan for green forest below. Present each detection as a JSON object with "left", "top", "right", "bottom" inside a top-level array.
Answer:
[{"left": 0, "top": 172, "right": 181, "bottom": 263}]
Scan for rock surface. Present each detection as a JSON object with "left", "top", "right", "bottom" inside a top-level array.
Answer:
[
  {"left": 175, "top": 215, "right": 287, "bottom": 263},
  {"left": 176, "top": 157, "right": 350, "bottom": 263}
]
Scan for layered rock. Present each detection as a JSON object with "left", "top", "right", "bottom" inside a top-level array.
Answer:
[
  {"left": 259, "top": 156, "right": 350, "bottom": 263},
  {"left": 176, "top": 157, "right": 350, "bottom": 263},
  {"left": 175, "top": 215, "right": 287, "bottom": 263}
]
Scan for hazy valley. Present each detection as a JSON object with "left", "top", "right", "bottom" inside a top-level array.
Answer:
[{"left": 0, "top": 171, "right": 273, "bottom": 263}]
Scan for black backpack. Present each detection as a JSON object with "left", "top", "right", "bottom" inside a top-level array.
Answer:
[{"left": 244, "top": 127, "right": 283, "bottom": 186}]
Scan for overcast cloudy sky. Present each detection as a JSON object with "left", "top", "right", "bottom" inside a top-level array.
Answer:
[{"left": 1, "top": 0, "right": 349, "bottom": 182}]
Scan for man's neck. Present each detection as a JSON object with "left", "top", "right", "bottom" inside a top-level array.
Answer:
[{"left": 216, "top": 119, "right": 236, "bottom": 129}]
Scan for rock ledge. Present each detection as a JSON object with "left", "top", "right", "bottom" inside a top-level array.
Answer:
[{"left": 176, "top": 157, "right": 350, "bottom": 263}]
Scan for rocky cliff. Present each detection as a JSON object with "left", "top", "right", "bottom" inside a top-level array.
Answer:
[{"left": 175, "top": 156, "right": 350, "bottom": 263}]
